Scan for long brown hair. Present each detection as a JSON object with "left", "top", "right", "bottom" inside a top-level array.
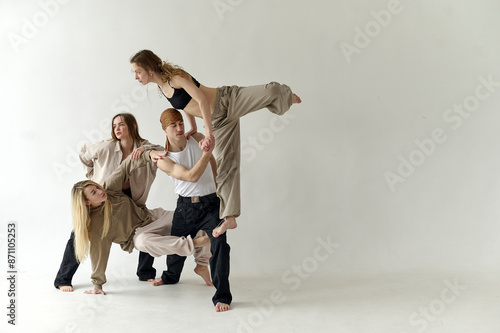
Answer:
[
  {"left": 130, "top": 49, "right": 189, "bottom": 83},
  {"left": 111, "top": 113, "right": 144, "bottom": 145}
]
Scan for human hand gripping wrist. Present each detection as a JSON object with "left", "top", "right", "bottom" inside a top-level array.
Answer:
[
  {"left": 150, "top": 150, "right": 167, "bottom": 163},
  {"left": 200, "top": 137, "right": 215, "bottom": 153},
  {"left": 200, "top": 134, "right": 215, "bottom": 152}
]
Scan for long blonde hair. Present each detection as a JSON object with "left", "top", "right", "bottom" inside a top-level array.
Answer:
[
  {"left": 130, "top": 49, "right": 189, "bottom": 83},
  {"left": 71, "top": 180, "right": 112, "bottom": 263}
]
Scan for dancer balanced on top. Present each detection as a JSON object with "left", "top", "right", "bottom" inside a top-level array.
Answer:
[{"left": 130, "top": 50, "right": 302, "bottom": 237}]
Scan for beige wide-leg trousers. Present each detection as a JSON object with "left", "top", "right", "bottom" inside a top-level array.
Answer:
[
  {"left": 212, "top": 82, "right": 293, "bottom": 219},
  {"left": 133, "top": 208, "right": 210, "bottom": 266}
]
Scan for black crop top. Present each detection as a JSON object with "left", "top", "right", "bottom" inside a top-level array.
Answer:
[{"left": 161, "top": 75, "right": 201, "bottom": 110}]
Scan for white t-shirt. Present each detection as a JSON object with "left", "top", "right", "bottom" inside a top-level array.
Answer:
[{"left": 167, "top": 137, "right": 216, "bottom": 197}]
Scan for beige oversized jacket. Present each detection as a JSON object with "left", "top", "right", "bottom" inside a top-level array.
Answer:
[
  {"left": 79, "top": 140, "right": 163, "bottom": 208},
  {"left": 88, "top": 152, "right": 154, "bottom": 290}
]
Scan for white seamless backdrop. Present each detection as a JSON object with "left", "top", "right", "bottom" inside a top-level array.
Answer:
[{"left": 1, "top": 0, "right": 500, "bottom": 331}]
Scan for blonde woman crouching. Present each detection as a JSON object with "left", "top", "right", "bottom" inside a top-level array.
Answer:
[{"left": 71, "top": 154, "right": 211, "bottom": 294}]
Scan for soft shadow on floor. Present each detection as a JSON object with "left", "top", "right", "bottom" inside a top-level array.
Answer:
[{"left": 3, "top": 270, "right": 499, "bottom": 333}]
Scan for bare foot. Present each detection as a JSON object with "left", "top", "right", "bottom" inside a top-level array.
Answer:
[
  {"left": 215, "top": 302, "right": 231, "bottom": 312},
  {"left": 58, "top": 286, "right": 73, "bottom": 292},
  {"left": 151, "top": 278, "right": 164, "bottom": 286},
  {"left": 292, "top": 93, "right": 302, "bottom": 104},
  {"left": 193, "top": 235, "right": 211, "bottom": 247},
  {"left": 194, "top": 264, "right": 213, "bottom": 286},
  {"left": 212, "top": 216, "right": 237, "bottom": 238}
]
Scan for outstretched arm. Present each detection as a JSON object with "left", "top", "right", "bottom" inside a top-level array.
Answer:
[
  {"left": 156, "top": 140, "right": 214, "bottom": 183},
  {"left": 87, "top": 230, "right": 112, "bottom": 294},
  {"left": 173, "top": 75, "right": 214, "bottom": 145},
  {"left": 130, "top": 140, "right": 164, "bottom": 160},
  {"left": 184, "top": 113, "right": 197, "bottom": 139},
  {"left": 192, "top": 132, "right": 218, "bottom": 185},
  {"left": 103, "top": 153, "right": 151, "bottom": 192}
]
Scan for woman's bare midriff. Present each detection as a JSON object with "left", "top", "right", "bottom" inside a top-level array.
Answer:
[{"left": 183, "top": 85, "right": 218, "bottom": 118}]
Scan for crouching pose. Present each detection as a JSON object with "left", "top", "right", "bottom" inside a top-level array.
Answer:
[
  {"left": 72, "top": 152, "right": 211, "bottom": 295},
  {"left": 149, "top": 108, "right": 231, "bottom": 312}
]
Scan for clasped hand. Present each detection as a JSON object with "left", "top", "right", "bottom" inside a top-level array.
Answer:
[{"left": 199, "top": 134, "right": 215, "bottom": 152}]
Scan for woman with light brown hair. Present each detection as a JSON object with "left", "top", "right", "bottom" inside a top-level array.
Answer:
[{"left": 130, "top": 49, "right": 302, "bottom": 238}]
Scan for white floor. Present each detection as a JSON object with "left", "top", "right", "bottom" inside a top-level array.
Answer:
[{"left": 2, "top": 267, "right": 500, "bottom": 333}]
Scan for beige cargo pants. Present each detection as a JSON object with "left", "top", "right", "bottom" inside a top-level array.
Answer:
[{"left": 211, "top": 81, "right": 293, "bottom": 219}]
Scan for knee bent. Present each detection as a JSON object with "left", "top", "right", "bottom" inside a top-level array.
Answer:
[{"left": 134, "top": 234, "right": 148, "bottom": 252}]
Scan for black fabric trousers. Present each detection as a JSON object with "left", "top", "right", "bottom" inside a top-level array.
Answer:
[
  {"left": 53, "top": 231, "right": 80, "bottom": 288},
  {"left": 161, "top": 193, "right": 232, "bottom": 306},
  {"left": 53, "top": 189, "right": 156, "bottom": 288}
]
